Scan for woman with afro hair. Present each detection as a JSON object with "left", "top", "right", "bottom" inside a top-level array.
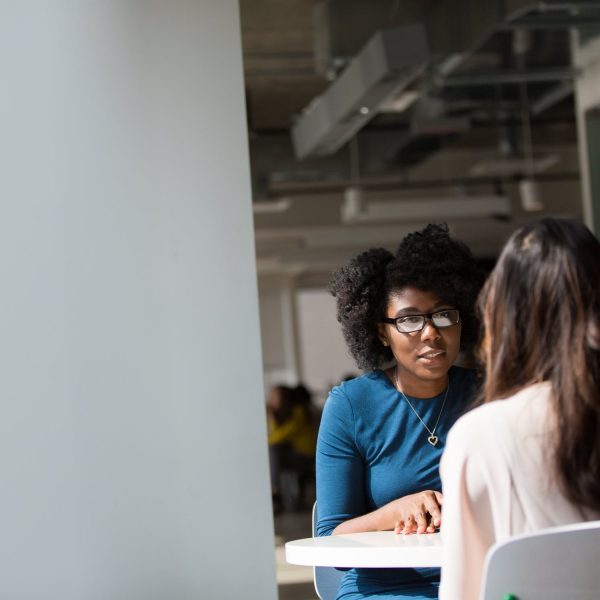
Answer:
[{"left": 316, "top": 223, "right": 484, "bottom": 600}]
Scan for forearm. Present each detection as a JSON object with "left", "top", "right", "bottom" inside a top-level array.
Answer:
[
  {"left": 332, "top": 502, "right": 395, "bottom": 535},
  {"left": 332, "top": 489, "right": 444, "bottom": 535}
]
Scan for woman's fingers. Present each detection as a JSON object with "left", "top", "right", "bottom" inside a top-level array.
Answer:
[
  {"left": 402, "top": 515, "right": 417, "bottom": 535},
  {"left": 414, "top": 508, "right": 428, "bottom": 534},
  {"left": 392, "top": 490, "right": 444, "bottom": 534},
  {"left": 424, "top": 494, "right": 442, "bottom": 528}
]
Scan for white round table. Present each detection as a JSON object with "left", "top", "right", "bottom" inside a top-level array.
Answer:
[{"left": 285, "top": 531, "right": 443, "bottom": 568}]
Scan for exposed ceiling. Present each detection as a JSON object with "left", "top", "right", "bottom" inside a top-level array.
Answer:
[{"left": 240, "top": 0, "right": 600, "bottom": 285}]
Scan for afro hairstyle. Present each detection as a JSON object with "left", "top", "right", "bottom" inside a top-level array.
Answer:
[{"left": 329, "top": 224, "right": 484, "bottom": 370}]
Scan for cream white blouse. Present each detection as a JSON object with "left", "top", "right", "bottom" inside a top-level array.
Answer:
[{"left": 438, "top": 383, "right": 597, "bottom": 600}]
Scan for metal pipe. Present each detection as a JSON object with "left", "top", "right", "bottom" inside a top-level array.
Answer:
[
  {"left": 501, "top": 16, "right": 600, "bottom": 29},
  {"left": 439, "top": 67, "right": 577, "bottom": 86}
]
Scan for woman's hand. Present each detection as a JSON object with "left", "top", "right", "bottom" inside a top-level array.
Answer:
[
  {"left": 331, "top": 489, "right": 443, "bottom": 536},
  {"left": 388, "top": 490, "right": 443, "bottom": 535}
]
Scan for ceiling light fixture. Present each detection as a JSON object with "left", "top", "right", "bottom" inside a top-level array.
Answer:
[
  {"left": 341, "top": 192, "right": 511, "bottom": 224},
  {"left": 252, "top": 198, "right": 292, "bottom": 214}
]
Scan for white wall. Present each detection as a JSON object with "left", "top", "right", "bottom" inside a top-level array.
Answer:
[
  {"left": 296, "top": 289, "right": 357, "bottom": 405},
  {"left": 259, "top": 275, "right": 302, "bottom": 390},
  {"left": 0, "top": 2, "right": 276, "bottom": 599},
  {"left": 259, "top": 277, "right": 358, "bottom": 406}
]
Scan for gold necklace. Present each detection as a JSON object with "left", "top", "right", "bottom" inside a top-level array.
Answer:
[{"left": 394, "top": 367, "right": 450, "bottom": 447}]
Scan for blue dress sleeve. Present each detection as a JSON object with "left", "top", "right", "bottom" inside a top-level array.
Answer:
[{"left": 316, "top": 387, "right": 365, "bottom": 537}]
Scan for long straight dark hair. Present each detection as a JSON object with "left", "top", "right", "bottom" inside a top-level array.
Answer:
[{"left": 479, "top": 218, "right": 600, "bottom": 512}]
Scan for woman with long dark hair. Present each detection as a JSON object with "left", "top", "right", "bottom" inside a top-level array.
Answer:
[
  {"left": 317, "top": 224, "right": 484, "bottom": 599},
  {"left": 439, "top": 218, "right": 600, "bottom": 600}
]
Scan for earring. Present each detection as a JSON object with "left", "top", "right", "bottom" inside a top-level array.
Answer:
[{"left": 382, "top": 340, "right": 389, "bottom": 347}]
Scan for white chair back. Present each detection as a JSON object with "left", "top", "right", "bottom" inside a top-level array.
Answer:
[
  {"left": 481, "top": 520, "right": 600, "bottom": 600},
  {"left": 312, "top": 502, "right": 344, "bottom": 600}
]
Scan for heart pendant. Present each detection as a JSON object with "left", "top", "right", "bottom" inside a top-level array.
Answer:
[{"left": 428, "top": 435, "right": 439, "bottom": 446}]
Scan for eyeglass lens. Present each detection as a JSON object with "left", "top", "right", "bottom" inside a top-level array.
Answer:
[{"left": 396, "top": 310, "right": 459, "bottom": 333}]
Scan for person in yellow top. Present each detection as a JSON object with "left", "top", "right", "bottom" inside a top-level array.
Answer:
[{"left": 267, "top": 384, "right": 317, "bottom": 512}]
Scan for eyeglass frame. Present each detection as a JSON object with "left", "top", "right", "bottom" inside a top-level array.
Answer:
[{"left": 381, "top": 309, "right": 461, "bottom": 334}]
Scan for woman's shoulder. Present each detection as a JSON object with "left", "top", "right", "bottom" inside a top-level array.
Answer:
[
  {"left": 326, "top": 370, "right": 388, "bottom": 410},
  {"left": 334, "top": 370, "right": 388, "bottom": 397},
  {"left": 446, "top": 365, "right": 481, "bottom": 414},
  {"left": 448, "top": 382, "right": 552, "bottom": 445},
  {"left": 449, "top": 365, "right": 479, "bottom": 390}
]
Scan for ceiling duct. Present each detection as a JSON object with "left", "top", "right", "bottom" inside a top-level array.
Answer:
[
  {"left": 468, "top": 153, "right": 560, "bottom": 177},
  {"left": 291, "top": 24, "right": 428, "bottom": 160},
  {"left": 314, "top": 0, "right": 503, "bottom": 70}
]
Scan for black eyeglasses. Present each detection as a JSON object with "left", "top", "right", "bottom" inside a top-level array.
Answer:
[{"left": 381, "top": 309, "right": 460, "bottom": 334}]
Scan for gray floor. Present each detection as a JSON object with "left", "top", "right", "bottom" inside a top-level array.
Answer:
[
  {"left": 274, "top": 510, "right": 318, "bottom": 600},
  {"left": 279, "top": 581, "right": 319, "bottom": 600}
]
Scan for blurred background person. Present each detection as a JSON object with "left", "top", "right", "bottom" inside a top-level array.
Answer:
[{"left": 267, "top": 384, "right": 317, "bottom": 513}]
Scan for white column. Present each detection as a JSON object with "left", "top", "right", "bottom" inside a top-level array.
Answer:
[
  {"left": 0, "top": 2, "right": 276, "bottom": 599},
  {"left": 573, "top": 31, "right": 600, "bottom": 230},
  {"left": 281, "top": 277, "right": 303, "bottom": 383}
]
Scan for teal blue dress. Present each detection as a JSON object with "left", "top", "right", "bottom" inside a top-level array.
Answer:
[{"left": 316, "top": 366, "right": 477, "bottom": 600}]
